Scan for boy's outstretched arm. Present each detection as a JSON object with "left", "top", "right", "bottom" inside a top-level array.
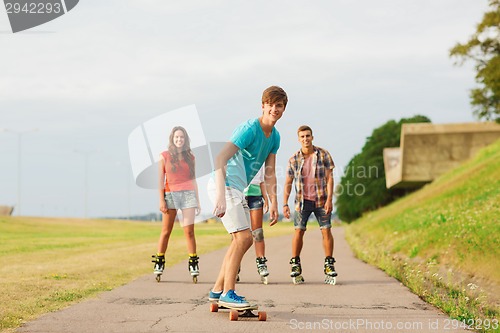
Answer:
[
  {"left": 259, "top": 181, "right": 269, "bottom": 214},
  {"left": 325, "top": 167, "right": 334, "bottom": 215},
  {"left": 213, "top": 142, "right": 239, "bottom": 217},
  {"left": 283, "top": 174, "right": 293, "bottom": 219},
  {"left": 264, "top": 153, "right": 278, "bottom": 226}
]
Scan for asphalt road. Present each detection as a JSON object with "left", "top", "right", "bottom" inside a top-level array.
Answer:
[{"left": 17, "top": 226, "right": 469, "bottom": 333}]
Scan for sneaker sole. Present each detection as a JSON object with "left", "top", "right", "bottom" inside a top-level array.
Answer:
[{"left": 218, "top": 300, "right": 250, "bottom": 308}]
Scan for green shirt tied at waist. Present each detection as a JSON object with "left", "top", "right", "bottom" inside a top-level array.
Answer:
[
  {"left": 244, "top": 164, "right": 265, "bottom": 197},
  {"left": 245, "top": 184, "right": 262, "bottom": 196}
]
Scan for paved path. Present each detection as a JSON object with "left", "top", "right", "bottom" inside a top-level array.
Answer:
[{"left": 18, "top": 227, "right": 468, "bottom": 333}]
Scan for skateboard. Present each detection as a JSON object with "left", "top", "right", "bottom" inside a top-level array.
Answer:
[
  {"left": 292, "top": 275, "right": 305, "bottom": 284},
  {"left": 210, "top": 302, "right": 267, "bottom": 321}
]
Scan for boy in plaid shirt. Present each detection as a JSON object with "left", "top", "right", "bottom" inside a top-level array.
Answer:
[{"left": 283, "top": 125, "right": 338, "bottom": 284}]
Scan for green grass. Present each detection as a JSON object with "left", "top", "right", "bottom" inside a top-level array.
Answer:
[
  {"left": 346, "top": 139, "right": 500, "bottom": 332},
  {"left": 0, "top": 217, "right": 294, "bottom": 333}
]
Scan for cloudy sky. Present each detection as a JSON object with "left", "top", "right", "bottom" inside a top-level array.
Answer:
[{"left": 0, "top": 0, "right": 488, "bottom": 219}]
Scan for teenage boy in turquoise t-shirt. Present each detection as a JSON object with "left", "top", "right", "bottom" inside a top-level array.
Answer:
[{"left": 208, "top": 86, "right": 287, "bottom": 307}]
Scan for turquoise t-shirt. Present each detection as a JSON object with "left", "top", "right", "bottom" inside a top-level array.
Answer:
[{"left": 226, "top": 118, "right": 280, "bottom": 192}]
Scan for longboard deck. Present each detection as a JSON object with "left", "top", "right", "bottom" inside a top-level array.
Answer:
[
  {"left": 217, "top": 304, "right": 258, "bottom": 311},
  {"left": 209, "top": 302, "right": 266, "bottom": 321}
]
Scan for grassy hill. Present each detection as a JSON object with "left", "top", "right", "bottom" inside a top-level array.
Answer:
[{"left": 346, "top": 139, "right": 500, "bottom": 331}]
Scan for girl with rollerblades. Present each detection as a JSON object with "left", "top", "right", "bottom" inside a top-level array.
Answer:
[{"left": 152, "top": 126, "right": 201, "bottom": 283}]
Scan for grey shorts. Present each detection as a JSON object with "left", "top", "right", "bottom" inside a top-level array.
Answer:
[
  {"left": 164, "top": 190, "right": 198, "bottom": 210},
  {"left": 207, "top": 178, "right": 251, "bottom": 233},
  {"left": 294, "top": 199, "right": 331, "bottom": 230}
]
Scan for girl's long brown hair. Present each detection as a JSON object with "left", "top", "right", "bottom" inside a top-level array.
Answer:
[{"left": 168, "top": 126, "right": 195, "bottom": 178}]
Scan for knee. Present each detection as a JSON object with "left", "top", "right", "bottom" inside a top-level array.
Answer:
[
  {"left": 161, "top": 228, "right": 172, "bottom": 238},
  {"left": 321, "top": 228, "right": 333, "bottom": 237},
  {"left": 295, "top": 229, "right": 305, "bottom": 237},
  {"left": 240, "top": 231, "right": 253, "bottom": 248},
  {"left": 252, "top": 228, "right": 264, "bottom": 242},
  {"left": 185, "top": 228, "right": 195, "bottom": 238}
]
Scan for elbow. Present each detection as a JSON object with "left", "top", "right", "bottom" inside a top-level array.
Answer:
[{"left": 215, "top": 155, "right": 226, "bottom": 171}]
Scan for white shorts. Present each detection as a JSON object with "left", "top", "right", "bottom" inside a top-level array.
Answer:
[{"left": 207, "top": 178, "right": 250, "bottom": 233}]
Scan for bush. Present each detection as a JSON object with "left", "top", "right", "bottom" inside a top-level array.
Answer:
[{"left": 336, "top": 115, "right": 431, "bottom": 222}]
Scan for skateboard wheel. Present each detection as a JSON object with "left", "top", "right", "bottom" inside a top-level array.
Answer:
[
  {"left": 229, "top": 310, "right": 239, "bottom": 321},
  {"left": 258, "top": 311, "right": 267, "bottom": 321},
  {"left": 209, "top": 303, "right": 219, "bottom": 312}
]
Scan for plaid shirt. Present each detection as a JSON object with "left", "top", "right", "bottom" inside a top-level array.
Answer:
[{"left": 287, "top": 146, "right": 335, "bottom": 211}]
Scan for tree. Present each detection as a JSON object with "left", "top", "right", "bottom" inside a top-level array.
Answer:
[
  {"left": 450, "top": 0, "right": 500, "bottom": 123},
  {"left": 335, "top": 115, "right": 431, "bottom": 223}
]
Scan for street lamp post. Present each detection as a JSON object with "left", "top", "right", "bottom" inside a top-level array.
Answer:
[
  {"left": 116, "top": 161, "right": 132, "bottom": 220},
  {"left": 127, "top": 167, "right": 131, "bottom": 220},
  {"left": 74, "top": 149, "right": 96, "bottom": 219},
  {"left": 2, "top": 128, "right": 38, "bottom": 216}
]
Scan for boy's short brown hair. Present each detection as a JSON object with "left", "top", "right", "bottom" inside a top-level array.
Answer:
[
  {"left": 262, "top": 86, "right": 288, "bottom": 107},
  {"left": 297, "top": 125, "right": 313, "bottom": 136}
]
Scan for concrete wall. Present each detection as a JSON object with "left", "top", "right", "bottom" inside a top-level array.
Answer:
[
  {"left": 384, "top": 122, "right": 500, "bottom": 189},
  {"left": 0, "top": 205, "right": 14, "bottom": 216},
  {"left": 383, "top": 147, "right": 402, "bottom": 189}
]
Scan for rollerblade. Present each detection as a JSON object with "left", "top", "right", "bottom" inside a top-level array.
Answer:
[
  {"left": 290, "top": 256, "right": 304, "bottom": 284},
  {"left": 188, "top": 255, "right": 200, "bottom": 283},
  {"left": 152, "top": 254, "right": 165, "bottom": 282},
  {"left": 324, "top": 256, "right": 337, "bottom": 285},
  {"left": 256, "top": 257, "right": 269, "bottom": 285}
]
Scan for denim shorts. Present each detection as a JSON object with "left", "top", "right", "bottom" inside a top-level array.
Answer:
[
  {"left": 164, "top": 190, "right": 198, "bottom": 210},
  {"left": 294, "top": 199, "right": 331, "bottom": 230},
  {"left": 245, "top": 195, "right": 264, "bottom": 211}
]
